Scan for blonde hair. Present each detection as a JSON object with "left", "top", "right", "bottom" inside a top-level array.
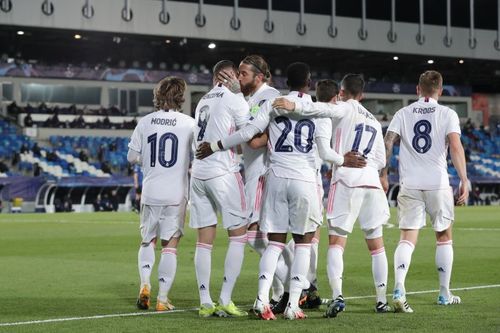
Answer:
[
  {"left": 153, "top": 76, "right": 186, "bottom": 111},
  {"left": 418, "top": 70, "right": 443, "bottom": 96}
]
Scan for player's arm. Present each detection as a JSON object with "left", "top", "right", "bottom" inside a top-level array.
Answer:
[
  {"left": 248, "top": 130, "right": 268, "bottom": 149},
  {"left": 448, "top": 132, "right": 469, "bottom": 205},
  {"left": 379, "top": 130, "right": 399, "bottom": 192},
  {"left": 127, "top": 149, "right": 141, "bottom": 164},
  {"left": 196, "top": 123, "right": 264, "bottom": 159},
  {"left": 316, "top": 137, "right": 367, "bottom": 168},
  {"left": 196, "top": 102, "right": 271, "bottom": 159},
  {"left": 272, "top": 98, "right": 347, "bottom": 120}
]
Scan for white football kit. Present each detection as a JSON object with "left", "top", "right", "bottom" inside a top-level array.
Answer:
[
  {"left": 190, "top": 84, "right": 249, "bottom": 230},
  {"left": 221, "top": 91, "right": 322, "bottom": 235},
  {"left": 128, "top": 110, "right": 195, "bottom": 242},
  {"left": 296, "top": 99, "right": 390, "bottom": 237},
  {"left": 388, "top": 97, "right": 461, "bottom": 231},
  {"left": 242, "top": 83, "right": 280, "bottom": 223}
]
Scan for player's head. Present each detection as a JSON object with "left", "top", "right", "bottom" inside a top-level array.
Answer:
[
  {"left": 212, "top": 60, "right": 238, "bottom": 86},
  {"left": 286, "top": 62, "right": 311, "bottom": 92},
  {"left": 417, "top": 70, "right": 443, "bottom": 97},
  {"left": 315, "top": 79, "right": 339, "bottom": 103},
  {"left": 153, "top": 76, "right": 186, "bottom": 111},
  {"left": 239, "top": 55, "right": 271, "bottom": 96},
  {"left": 340, "top": 74, "right": 364, "bottom": 101}
]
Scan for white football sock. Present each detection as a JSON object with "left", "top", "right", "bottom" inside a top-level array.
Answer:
[
  {"left": 307, "top": 237, "right": 320, "bottom": 286},
  {"left": 436, "top": 240, "right": 453, "bottom": 298},
  {"left": 158, "top": 248, "right": 177, "bottom": 303},
  {"left": 394, "top": 240, "right": 415, "bottom": 294},
  {"left": 257, "top": 241, "right": 285, "bottom": 304},
  {"left": 327, "top": 244, "right": 344, "bottom": 299},
  {"left": 247, "top": 230, "right": 268, "bottom": 256},
  {"left": 195, "top": 242, "right": 213, "bottom": 305},
  {"left": 371, "top": 247, "right": 388, "bottom": 304},
  {"left": 219, "top": 234, "right": 247, "bottom": 306},
  {"left": 288, "top": 244, "right": 311, "bottom": 308},
  {"left": 138, "top": 241, "right": 155, "bottom": 289}
]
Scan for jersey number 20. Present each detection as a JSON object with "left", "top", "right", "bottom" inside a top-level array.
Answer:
[
  {"left": 147, "top": 132, "right": 178, "bottom": 168},
  {"left": 274, "top": 116, "right": 315, "bottom": 153}
]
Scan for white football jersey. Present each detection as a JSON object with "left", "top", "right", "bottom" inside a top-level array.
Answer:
[
  {"left": 128, "top": 110, "right": 195, "bottom": 206},
  {"left": 241, "top": 83, "right": 281, "bottom": 181},
  {"left": 388, "top": 97, "right": 461, "bottom": 190},
  {"left": 251, "top": 91, "right": 318, "bottom": 183},
  {"left": 192, "top": 84, "right": 249, "bottom": 180},
  {"left": 315, "top": 100, "right": 385, "bottom": 188}
]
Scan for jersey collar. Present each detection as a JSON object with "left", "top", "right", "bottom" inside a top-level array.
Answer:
[
  {"left": 288, "top": 91, "right": 312, "bottom": 102},
  {"left": 418, "top": 96, "right": 438, "bottom": 104}
]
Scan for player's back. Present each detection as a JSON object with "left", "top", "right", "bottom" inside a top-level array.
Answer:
[
  {"left": 131, "top": 110, "right": 195, "bottom": 206},
  {"left": 266, "top": 91, "right": 318, "bottom": 183},
  {"left": 389, "top": 97, "right": 460, "bottom": 190},
  {"left": 192, "top": 84, "right": 249, "bottom": 180},
  {"left": 242, "top": 83, "right": 281, "bottom": 181},
  {"left": 331, "top": 100, "right": 385, "bottom": 188}
]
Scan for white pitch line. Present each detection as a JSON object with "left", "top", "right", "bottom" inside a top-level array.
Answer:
[
  {"left": 1, "top": 284, "right": 499, "bottom": 327},
  {"left": 455, "top": 228, "right": 500, "bottom": 231}
]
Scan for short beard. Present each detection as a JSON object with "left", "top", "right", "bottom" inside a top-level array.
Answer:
[{"left": 241, "top": 77, "right": 258, "bottom": 96}]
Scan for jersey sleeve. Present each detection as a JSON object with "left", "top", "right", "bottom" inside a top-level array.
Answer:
[
  {"left": 294, "top": 101, "right": 349, "bottom": 120},
  {"left": 387, "top": 111, "right": 402, "bottom": 135},
  {"left": 315, "top": 118, "right": 333, "bottom": 140},
  {"left": 371, "top": 124, "right": 386, "bottom": 170},
  {"left": 128, "top": 121, "right": 143, "bottom": 153},
  {"left": 446, "top": 109, "right": 461, "bottom": 136},
  {"left": 316, "top": 136, "right": 344, "bottom": 166},
  {"left": 250, "top": 100, "right": 272, "bottom": 132},
  {"left": 230, "top": 95, "right": 251, "bottom": 129}
]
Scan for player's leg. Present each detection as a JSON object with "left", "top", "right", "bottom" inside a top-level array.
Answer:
[
  {"left": 325, "top": 231, "right": 347, "bottom": 318},
  {"left": 365, "top": 232, "right": 390, "bottom": 313},
  {"left": 209, "top": 172, "right": 248, "bottom": 317},
  {"left": 156, "top": 201, "right": 187, "bottom": 311},
  {"left": 359, "top": 188, "right": 391, "bottom": 313},
  {"left": 253, "top": 172, "right": 289, "bottom": 320},
  {"left": 427, "top": 188, "right": 460, "bottom": 305},
  {"left": 137, "top": 204, "right": 159, "bottom": 310},
  {"left": 245, "top": 176, "right": 285, "bottom": 303},
  {"left": 323, "top": 183, "right": 359, "bottom": 318},
  {"left": 283, "top": 178, "right": 322, "bottom": 320},
  {"left": 393, "top": 186, "right": 425, "bottom": 313},
  {"left": 189, "top": 177, "right": 218, "bottom": 316}
]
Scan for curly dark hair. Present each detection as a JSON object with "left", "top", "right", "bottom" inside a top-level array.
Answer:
[{"left": 153, "top": 76, "right": 186, "bottom": 111}]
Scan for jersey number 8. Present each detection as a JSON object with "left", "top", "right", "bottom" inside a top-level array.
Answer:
[{"left": 412, "top": 120, "right": 432, "bottom": 154}]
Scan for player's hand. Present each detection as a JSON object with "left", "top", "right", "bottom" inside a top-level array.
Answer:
[
  {"left": 272, "top": 98, "right": 295, "bottom": 112},
  {"left": 456, "top": 180, "right": 469, "bottom": 206},
  {"left": 195, "top": 142, "right": 214, "bottom": 160},
  {"left": 379, "top": 175, "right": 389, "bottom": 193},
  {"left": 217, "top": 70, "right": 241, "bottom": 94},
  {"left": 342, "top": 151, "right": 367, "bottom": 168}
]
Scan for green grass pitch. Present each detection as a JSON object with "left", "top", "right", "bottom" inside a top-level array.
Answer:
[{"left": 0, "top": 207, "right": 499, "bottom": 332}]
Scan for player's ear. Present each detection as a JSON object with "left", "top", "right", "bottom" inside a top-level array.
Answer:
[{"left": 437, "top": 87, "right": 443, "bottom": 97}]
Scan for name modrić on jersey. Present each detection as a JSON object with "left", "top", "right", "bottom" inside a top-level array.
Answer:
[{"left": 151, "top": 118, "right": 177, "bottom": 126}]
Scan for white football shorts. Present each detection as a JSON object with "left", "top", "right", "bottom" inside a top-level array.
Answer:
[
  {"left": 245, "top": 175, "right": 266, "bottom": 224},
  {"left": 326, "top": 181, "right": 389, "bottom": 237},
  {"left": 139, "top": 199, "right": 186, "bottom": 243},
  {"left": 397, "top": 186, "right": 454, "bottom": 232},
  {"left": 260, "top": 171, "right": 322, "bottom": 235},
  {"left": 189, "top": 172, "right": 248, "bottom": 230}
]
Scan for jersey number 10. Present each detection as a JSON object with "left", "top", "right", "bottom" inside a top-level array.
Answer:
[{"left": 147, "top": 132, "right": 178, "bottom": 168}]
